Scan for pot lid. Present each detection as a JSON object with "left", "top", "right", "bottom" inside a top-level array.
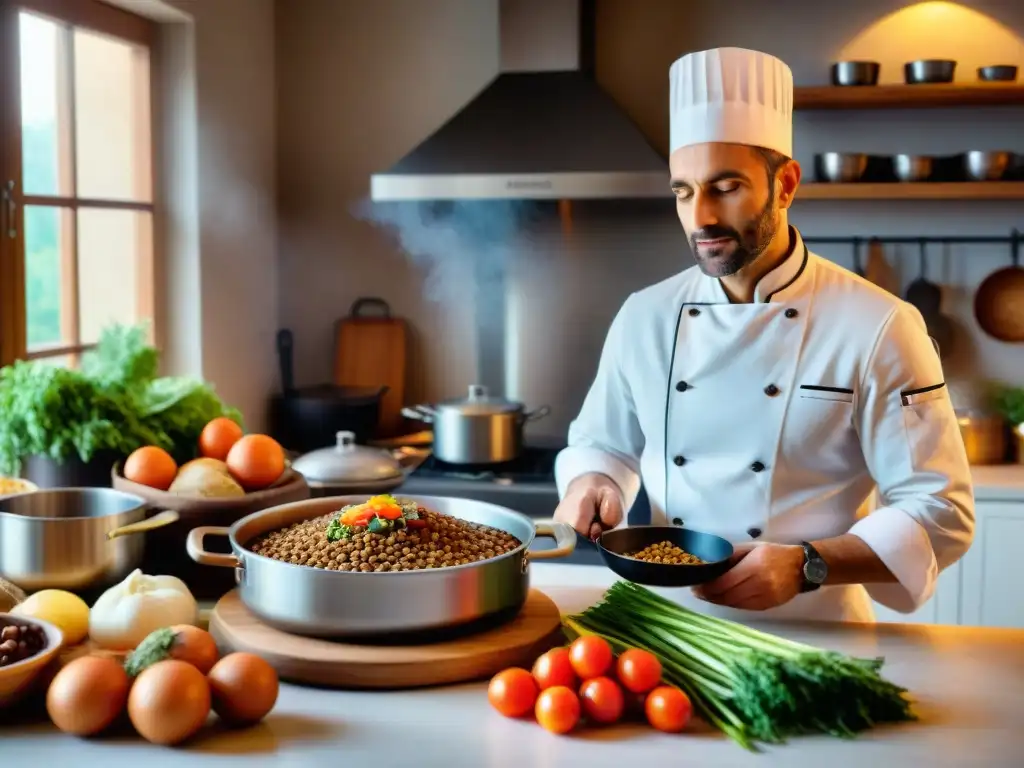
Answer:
[
  {"left": 291, "top": 431, "right": 403, "bottom": 484},
  {"left": 436, "top": 385, "right": 523, "bottom": 416}
]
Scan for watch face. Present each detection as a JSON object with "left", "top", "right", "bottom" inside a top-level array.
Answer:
[{"left": 804, "top": 558, "right": 828, "bottom": 584}]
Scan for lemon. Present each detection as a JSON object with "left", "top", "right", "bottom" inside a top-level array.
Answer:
[{"left": 10, "top": 589, "right": 91, "bottom": 646}]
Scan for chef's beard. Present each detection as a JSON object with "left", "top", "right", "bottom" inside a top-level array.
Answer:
[{"left": 688, "top": 195, "right": 778, "bottom": 278}]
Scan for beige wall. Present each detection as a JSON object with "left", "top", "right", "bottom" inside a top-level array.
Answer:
[
  {"left": 275, "top": 0, "right": 1024, "bottom": 437},
  {"left": 115, "top": 0, "right": 278, "bottom": 431}
]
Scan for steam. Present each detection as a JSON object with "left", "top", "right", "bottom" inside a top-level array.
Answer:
[{"left": 350, "top": 198, "right": 546, "bottom": 303}]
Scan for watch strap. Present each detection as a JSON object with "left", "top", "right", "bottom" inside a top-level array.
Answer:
[{"left": 799, "top": 540, "right": 825, "bottom": 593}]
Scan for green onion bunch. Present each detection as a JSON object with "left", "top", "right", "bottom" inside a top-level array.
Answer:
[{"left": 563, "top": 581, "right": 916, "bottom": 751}]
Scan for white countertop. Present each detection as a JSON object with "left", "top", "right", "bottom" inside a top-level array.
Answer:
[
  {"left": 970, "top": 464, "right": 1024, "bottom": 501},
  {"left": 4, "top": 563, "right": 1024, "bottom": 767}
]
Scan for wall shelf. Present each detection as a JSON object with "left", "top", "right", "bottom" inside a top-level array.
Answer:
[
  {"left": 798, "top": 182, "right": 1024, "bottom": 200},
  {"left": 794, "top": 83, "right": 1024, "bottom": 110}
]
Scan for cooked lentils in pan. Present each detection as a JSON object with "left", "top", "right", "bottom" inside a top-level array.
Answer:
[
  {"left": 249, "top": 504, "right": 522, "bottom": 572},
  {"left": 625, "top": 541, "right": 706, "bottom": 565}
]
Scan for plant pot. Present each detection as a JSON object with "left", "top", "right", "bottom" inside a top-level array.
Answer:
[{"left": 21, "top": 451, "right": 124, "bottom": 489}]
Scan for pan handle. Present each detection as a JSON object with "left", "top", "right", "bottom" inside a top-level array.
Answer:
[
  {"left": 401, "top": 406, "right": 434, "bottom": 423},
  {"left": 106, "top": 509, "right": 180, "bottom": 540},
  {"left": 523, "top": 405, "right": 551, "bottom": 422},
  {"left": 529, "top": 520, "right": 577, "bottom": 560},
  {"left": 350, "top": 297, "right": 391, "bottom": 318},
  {"left": 186, "top": 526, "right": 242, "bottom": 569}
]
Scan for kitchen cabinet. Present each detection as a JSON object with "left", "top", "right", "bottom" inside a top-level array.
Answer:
[
  {"left": 870, "top": 494, "right": 1024, "bottom": 629},
  {"left": 871, "top": 561, "right": 961, "bottom": 626},
  {"left": 959, "top": 501, "right": 1024, "bottom": 629}
]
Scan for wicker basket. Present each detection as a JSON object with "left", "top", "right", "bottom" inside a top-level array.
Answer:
[{"left": 111, "top": 464, "right": 310, "bottom": 599}]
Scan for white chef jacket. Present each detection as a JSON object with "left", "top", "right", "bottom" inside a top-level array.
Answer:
[{"left": 555, "top": 226, "right": 975, "bottom": 623}]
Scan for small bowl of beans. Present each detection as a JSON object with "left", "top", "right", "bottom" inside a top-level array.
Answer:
[
  {"left": 0, "top": 613, "right": 64, "bottom": 709},
  {"left": 597, "top": 525, "right": 735, "bottom": 587}
]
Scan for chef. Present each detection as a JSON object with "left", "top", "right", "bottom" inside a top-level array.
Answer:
[{"left": 552, "top": 47, "right": 975, "bottom": 623}]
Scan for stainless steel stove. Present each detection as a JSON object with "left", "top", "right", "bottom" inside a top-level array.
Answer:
[{"left": 396, "top": 444, "right": 651, "bottom": 566}]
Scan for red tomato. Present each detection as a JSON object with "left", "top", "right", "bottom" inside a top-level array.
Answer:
[
  {"left": 535, "top": 686, "right": 581, "bottom": 735},
  {"left": 616, "top": 648, "right": 663, "bottom": 694},
  {"left": 579, "top": 676, "right": 625, "bottom": 724},
  {"left": 532, "top": 648, "right": 577, "bottom": 690},
  {"left": 568, "top": 635, "right": 613, "bottom": 679},
  {"left": 645, "top": 686, "right": 692, "bottom": 733},
  {"left": 488, "top": 668, "right": 538, "bottom": 718}
]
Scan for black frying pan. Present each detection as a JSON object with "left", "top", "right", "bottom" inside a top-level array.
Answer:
[{"left": 597, "top": 525, "right": 735, "bottom": 587}]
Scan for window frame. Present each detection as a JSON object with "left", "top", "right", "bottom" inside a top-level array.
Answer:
[{"left": 0, "top": 0, "right": 158, "bottom": 367}]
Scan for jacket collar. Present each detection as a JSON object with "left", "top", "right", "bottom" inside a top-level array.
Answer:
[{"left": 695, "top": 226, "right": 812, "bottom": 304}]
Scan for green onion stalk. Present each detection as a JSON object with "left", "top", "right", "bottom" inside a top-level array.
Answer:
[{"left": 563, "top": 581, "right": 916, "bottom": 752}]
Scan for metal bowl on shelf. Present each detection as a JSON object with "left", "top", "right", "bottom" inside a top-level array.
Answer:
[
  {"left": 904, "top": 59, "right": 957, "bottom": 84},
  {"left": 964, "top": 151, "right": 1012, "bottom": 181},
  {"left": 978, "top": 65, "right": 1018, "bottom": 82},
  {"left": 816, "top": 152, "right": 868, "bottom": 183},
  {"left": 893, "top": 154, "right": 934, "bottom": 182},
  {"left": 830, "top": 61, "right": 880, "bottom": 86}
]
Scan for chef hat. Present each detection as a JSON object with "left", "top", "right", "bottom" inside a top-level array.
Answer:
[{"left": 669, "top": 47, "right": 793, "bottom": 157}]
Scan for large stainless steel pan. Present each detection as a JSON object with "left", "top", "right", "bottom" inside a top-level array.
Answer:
[
  {"left": 0, "top": 488, "right": 179, "bottom": 591},
  {"left": 186, "top": 495, "right": 576, "bottom": 638}
]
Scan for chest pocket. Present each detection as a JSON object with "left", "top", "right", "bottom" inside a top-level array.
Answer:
[{"left": 783, "top": 384, "right": 859, "bottom": 471}]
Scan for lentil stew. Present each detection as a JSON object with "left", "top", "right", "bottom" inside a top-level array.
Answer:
[
  {"left": 625, "top": 541, "right": 707, "bottom": 565},
  {"left": 248, "top": 495, "right": 522, "bottom": 572}
]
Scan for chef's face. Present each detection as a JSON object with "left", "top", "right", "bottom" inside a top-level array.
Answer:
[{"left": 670, "top": 142, "right": 794, "bottom": 277}]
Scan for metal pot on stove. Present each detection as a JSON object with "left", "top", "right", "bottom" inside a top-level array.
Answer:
[{"left": 401, "top": 385, "right": 551, "bottom": 464}]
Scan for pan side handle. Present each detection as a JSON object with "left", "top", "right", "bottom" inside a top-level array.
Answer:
[
  {"left": 529, "top": 520, "right": 577, "bottom": 560},
  {"left": 186, "top": 526, "right": 241, "bottom": 568}
]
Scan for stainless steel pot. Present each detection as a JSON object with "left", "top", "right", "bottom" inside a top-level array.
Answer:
[
  {"left": 905, "top": 59, "right": 956, "bottom": 84},
  {"left": 290, "top": 430, "right": 425, "bottom": 494},
  {"left": 402, "top": 385, "right": 551, "bottom": 464},
  {"left": 816, "top": 152, "right": 867, "bottom": 183},
  {"left": 893, "top": 154, "right": 933, "bottom": 182},
  {"left": 0, "top": 488, "right": 179, "bottom": 591},
  {"left": 186, "top": 494, "right": 575, "bottom": 637},
  {"left": 830, "top": 60, "right": 880, "bottom": 86},
  {"left": 964, "top": 150, "right": 1011, "bottom": 181}
]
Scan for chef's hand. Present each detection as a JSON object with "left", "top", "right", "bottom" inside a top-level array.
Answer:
[
  {"left": 692, "top": 542, "right": 805, "bottom": 611},
  {"left": 553, "top": 473, "right": 624, "bottom": 541}
]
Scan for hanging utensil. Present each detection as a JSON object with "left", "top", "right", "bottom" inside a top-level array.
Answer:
[
  {"left": 852, "top": 237, "right": 865, "bottom": 277},
  {"left": 864, "top": 237, "right": 896, "bottom": 292},
  {"left": 975, "top": 230, "right": 1024, "bottom": 343},
  {"left": 904, "top": 240, "right": 954, "bottom": 357}
]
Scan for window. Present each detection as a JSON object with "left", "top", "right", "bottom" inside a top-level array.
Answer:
[{"left": 0, "top": 0, "right": 157, "bottom": 368}]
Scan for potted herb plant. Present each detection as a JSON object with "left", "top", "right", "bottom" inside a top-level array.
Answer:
[
  {"left": 0, "top": 324, "right": 242, "bottom": 488},
  {"left": 990, "top": 384, "right": 1024, "bottom": 465}
]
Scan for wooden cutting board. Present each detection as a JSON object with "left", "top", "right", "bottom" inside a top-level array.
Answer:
[
  {"left": 333, "top": 297, "right": 408, "bottom": 437},
  {"left": 207, "top": 589, "right": 563, "bottom": 689}
]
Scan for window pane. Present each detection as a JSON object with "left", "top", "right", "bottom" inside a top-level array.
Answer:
[
  {"left": 19, "top": 12, "right": 72, "bottom": 196},
  {"left": 77, "top": 208, "right": 153, "bottom": 344},
  {"left": 33, "top": 354, "right": 74, "bottom": 370},
  {"left": 24, "top": 205, "right": 74, "bottom": 352},
  {"left": 74, "top": 28, "right": 152, "bottom": 202}
]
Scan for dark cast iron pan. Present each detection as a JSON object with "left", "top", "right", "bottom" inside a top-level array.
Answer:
[{"left": 597, "top": 525, "right": 735, "bottom": 587}]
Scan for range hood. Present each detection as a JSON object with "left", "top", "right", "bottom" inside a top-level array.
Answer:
[{"left": 370, "top": 0, "right": 669, "bottom": 202}]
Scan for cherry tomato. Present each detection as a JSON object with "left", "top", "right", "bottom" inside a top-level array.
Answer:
[
  {"left": 568, "top": 635, "right": 613, "bottom": 679},
  {"left": 645, "top": 686, "right": 692, "bottom": 733},
  {"left": 579, "top": 676, "right": 625, "bottom": 724},
  {"left": 488, "top": 668, "right": 539, "bottom": 718},
  {"left": 535, "top": 685, "right": 581, "bottom": 735},
  {"left": 532, "top": 648, "right": 577, "bottom": 690},
  {"left": 616, "top": 648, "right": 662, "bottom": 694}
]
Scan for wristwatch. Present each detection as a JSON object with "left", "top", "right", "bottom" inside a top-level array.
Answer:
[{"left": 799, "top": 541, "right": 828, "bottom": 593}]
